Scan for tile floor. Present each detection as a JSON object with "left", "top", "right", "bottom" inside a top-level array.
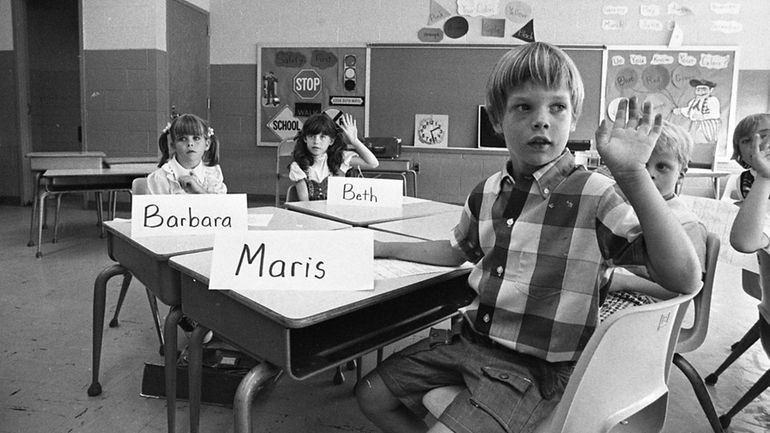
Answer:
[{"left": 0, "top": 196, "right": 768, "bottom": 433}]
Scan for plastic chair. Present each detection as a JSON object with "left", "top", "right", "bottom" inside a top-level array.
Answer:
[
  {"left": 668, "top": 232, "right": 725, "bottom": 432},
  {"left": 284, "top": 184, "right": 299, "bottom": 204},
  {"left": 705, "top": 250, "right": 770, "bottom": 429},
  {"left": 106, "top": 177, "right": 166, "bottom": 355},
  {"left": 274, "top": 139, "right": 296, "bottom": 206},
  {"left": 422, "top": 292, "right": 697, "bottom": 433}
]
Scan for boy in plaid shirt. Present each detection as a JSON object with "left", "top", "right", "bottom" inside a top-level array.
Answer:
[{"left": 355, "top": 42, "right": 701, "bottom": 433}]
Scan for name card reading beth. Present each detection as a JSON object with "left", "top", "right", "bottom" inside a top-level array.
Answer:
[
  {"left": 130, "top": 194, "right": 247, "bottom": 236},
  {"left": 209, "top": 230, "right": 373, "bottom": 291},
  {"left": 327, "top": 176, "right": 403, "bottom": 207}
]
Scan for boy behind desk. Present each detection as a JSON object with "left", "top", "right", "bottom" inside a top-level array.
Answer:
[
  {"left": 600, "top": 122, "right": 709, "bottom": 318},
  {"left": 355, "top": 42, "right": 701, "bottom": 433}
]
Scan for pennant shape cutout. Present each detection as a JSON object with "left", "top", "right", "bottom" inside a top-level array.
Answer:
[
  {"left": 513, "top": 19, "right": 535, "bottom": 42},
  {"left": 428, "top": 0, "right": 452, "bottom": 25}
]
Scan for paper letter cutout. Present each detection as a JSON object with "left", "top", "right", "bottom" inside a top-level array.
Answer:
[
  {"left": 513, "top": 19, "right": 535, "bottom": 42},
  {"left": 429, "top": 0, "right": 452, "bottom": 25}
]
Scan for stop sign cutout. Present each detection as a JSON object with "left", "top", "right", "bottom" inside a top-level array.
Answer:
[{"left": 293, "top": 69, "right": 322, "bottom": 99}]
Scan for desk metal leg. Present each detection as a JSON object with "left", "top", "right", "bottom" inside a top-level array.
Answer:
[
  {"left": 35, "top": 191, "right": 50, "bottom": 258},
  {"left": 188, "top": 325, "right": 209, "bottom": 433},
  {"left": 88, "top": 264, "right": 131, "bottom": 397},
  {"left": 53, "top": 194, "right": 63, "bottom": 243},
  {"left": 233, "top": 362, "right": 282, "bottom": 433},
  {"left": 27, "top": 172, "right": 42, "bottom": 247},
  {"left": 164, "top": 306, "right": 183, "bottom": 433}
]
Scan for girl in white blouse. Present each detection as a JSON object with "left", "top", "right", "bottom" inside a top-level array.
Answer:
[{"left": 147, "top": 113, "right": 227, "bottom": 195}]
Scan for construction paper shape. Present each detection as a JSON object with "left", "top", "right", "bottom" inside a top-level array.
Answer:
[
  {"left": 481, "top": 18, "right": 506, "bottom": 37},
  {"left": 512, "top": 19, "right": 534, "bottom": 42},
  {"left": 444, "top": 16, "right": 469, "bottom": 38},
  {"left": 418, "top": 27, "right": 445, "bottom": 42},
  {"left": 428, "top": 0, "right": 452, "bottom": 25},
  {"left": 504, "top": 1, "right": 531, "bottom": 22}
]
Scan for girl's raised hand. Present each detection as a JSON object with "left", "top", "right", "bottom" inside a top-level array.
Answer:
[
  {"left": 339, "top": 113, "right": 359, "bottom": 143},
  {"left": 596, "top": 96, "right": 662, "bottom": 175},
  {"left": 749, "top": 133, "right": 770, "bottom": 180}
]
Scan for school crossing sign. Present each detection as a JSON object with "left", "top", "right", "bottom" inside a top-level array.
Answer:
[
  {"left": 293, "top": 69, "right": 322, "bottom": 99},
  {"left": 267, "top": 105, "right": 303, "bottom": 141}
]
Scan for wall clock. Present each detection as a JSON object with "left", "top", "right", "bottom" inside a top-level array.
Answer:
[{"left": 414, "top": 114, "right": 449, "bottom": 147}]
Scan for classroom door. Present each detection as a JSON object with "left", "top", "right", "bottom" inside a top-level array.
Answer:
[
  {"left": 167, "top": 0, "right": 209, "bottom": 119},
  {"left": 11, "top": 0, "right": 82, "bottom": 204}
]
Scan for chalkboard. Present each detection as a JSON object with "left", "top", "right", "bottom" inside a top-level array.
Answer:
[{"left": 367, "top": 44, "right": 604, "bottom": 148}]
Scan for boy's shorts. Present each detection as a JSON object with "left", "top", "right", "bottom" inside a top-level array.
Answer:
[{"left": 377, "top": 323, "right": 574, "bottom": 433}]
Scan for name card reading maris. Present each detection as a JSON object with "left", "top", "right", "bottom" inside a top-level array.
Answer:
[
  {"left": 327, "top": 176, "right": 403, "bottom": 207},
  {"left": 131, "top": 194, "right": 247, "bottom": 236},
  {"left": 209, "top": 230, "right": 373, "bottom": 291}
]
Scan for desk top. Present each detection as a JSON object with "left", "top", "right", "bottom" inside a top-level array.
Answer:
[
  {"left": 44, "top": 165, "right": 157, "bottom": 178},
  {"left": 284, "top": 197, "right": 462, "bottom": 227},
  {"left": 369, "top": 209, "right": 463, "bottom": 241},
  {"left": 169, "top": 231, "right": 470, "bottom": 327},
  {"left": 679, "top": 194, "right": 757, "bottom": 271},
  {"left": 26, "top": 151, "right": 106, "bottom": 158},
  {"left": 104, "top": 206, "right": 352, "bottom": 260}
]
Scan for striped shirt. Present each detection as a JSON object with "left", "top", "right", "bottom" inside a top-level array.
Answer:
[{"left": 451, "top": 151, "right": 648, "bottom": 363}]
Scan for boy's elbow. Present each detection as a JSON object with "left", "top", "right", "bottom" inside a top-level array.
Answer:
[{"left": 729, "top": 234, "right": 759, "bottom": 254}]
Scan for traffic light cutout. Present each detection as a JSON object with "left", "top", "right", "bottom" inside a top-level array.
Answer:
[{"left": 343, "top": 54, "right": 356, "bottom": 91}]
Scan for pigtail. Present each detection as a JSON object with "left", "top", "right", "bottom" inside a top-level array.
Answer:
[
  {"left": 204, "top": 128, "right": 220, "bottom": 166},
  {"left": 157, "top": 122, "right": 172, "bottom": 167}
]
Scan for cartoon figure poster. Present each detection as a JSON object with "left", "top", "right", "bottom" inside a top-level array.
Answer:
[{"left": 603, "top": 46, "right": 738, "bottom": 162}]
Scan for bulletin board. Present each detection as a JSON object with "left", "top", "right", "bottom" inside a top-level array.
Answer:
[
  {"left": 258, "top": 45, "right": 368, "bottom": 145},
  {"left": 367, "top": 44, "right": 605, "bottom": 148},
  {"left": 604, "top": 46, "right": 738, "bottom": 162}
]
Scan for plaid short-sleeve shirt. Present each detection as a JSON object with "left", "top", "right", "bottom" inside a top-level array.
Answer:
[{"left": 451, "top": 151, "right": 648, "bottom": 363}]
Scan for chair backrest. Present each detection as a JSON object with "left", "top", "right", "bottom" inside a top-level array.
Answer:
[
  {"left": 285, "top": 184, "right": 298, "bottom": 204},
  {"left": 423, "top": 291, "right": 696, "bottom": 433},
  {"left": 688, "top": 141, "right": 717, "bottom": 170},
  {"left": 275, "top": 139, "right": 296, "bottom": 206},
  {"left": 534, "top": 291, "right": 696, "bottom": 433},
  {"left": 676, "top": 232, "right": 720, "bottom": 353},
  {"left": 132, "top": 177, "right": 149, "bottom": 195}
]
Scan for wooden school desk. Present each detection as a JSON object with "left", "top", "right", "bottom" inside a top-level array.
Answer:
[
  {"left": 284, "top": 196, "right": 462, "bottom": 227},
  {"left": 89, "top": 207, "right": 351, "bottom": 433},
  {"left": 369, "top": 208, "right": 463, "bottom": 241},
  {"left": 32, "top": 165, "right": 156, "bottom": 257},
  {"left": 25, "top": 151, "right": 105, "bottom": 249},
  {"left": 171, "top": 230, "right": 475, "bottom": 433}
]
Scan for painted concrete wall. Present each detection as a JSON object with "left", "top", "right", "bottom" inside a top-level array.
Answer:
[
  {"left": 0, "top": 0, "right": 12, "bottom": 50},
  {"left": 210, "top": 0, "right": 770, "bottom": 69}
]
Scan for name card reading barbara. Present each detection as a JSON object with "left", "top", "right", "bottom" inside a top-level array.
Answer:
[
  {"left": 209, "top": 230, "right": 373, "bottom": 291},
  {"left": 327, "top": 176, "right": 403, "bottom": 207},
  {"left": 130, "top": 194, "right": 247, "bottom": 236}
]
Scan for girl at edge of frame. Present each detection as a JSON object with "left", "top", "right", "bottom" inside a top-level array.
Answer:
[
  {"left": 147, "top": 113, "right": 227, "bottom": 195},
  {"left": 288, "top": 112, "right": 379, "bottom": 201}
]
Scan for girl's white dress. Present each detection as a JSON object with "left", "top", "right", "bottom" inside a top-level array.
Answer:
[{"left": 146, "top": 155, "right": 227, "bottom": 194}]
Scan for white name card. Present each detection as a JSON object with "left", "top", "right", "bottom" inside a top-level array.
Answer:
[
  {"left": 327, "top": 176, "right": 403, "bottom": 207},
  {"left": 130, "top": 194, "right": 247, "bottom": 237},
  {"left": 209, "top": 230, "right": 374, "bottom": 291}
]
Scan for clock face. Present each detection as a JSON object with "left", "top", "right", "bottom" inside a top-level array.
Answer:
[{"left": 418, "top": 118, "right": 445, "bottom": 145}]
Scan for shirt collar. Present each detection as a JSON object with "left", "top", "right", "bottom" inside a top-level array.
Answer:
[
  {"left": 498, "top": 150, "right": 577, "bottom": 198},
  {"left": 167, "top": 155, "right": 205, "bottom": 180}
]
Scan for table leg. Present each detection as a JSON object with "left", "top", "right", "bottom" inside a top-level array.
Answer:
[
  {"left": 96, "top": 191, "right": 106, "bottom": 238},
  {"left": 188, "top": 325, "right": 209, "bottom": 433},
  {"left": 35, "top": 190, "right": 50, "bottom": 258},
  {"left": 52, "top": 194, "right": 63, "bottom": 243},
  {"left": 88, "top": 264, "right": 131, "bottom": 397},
  {"left": 164, "top": 306, "right": 183, "bottom": 433},
  {"left": 233, "top": 362, "right": 282, "bottom": 433},
  {"left": 27, "top": 172, "right": 41, "bottom": 247}
]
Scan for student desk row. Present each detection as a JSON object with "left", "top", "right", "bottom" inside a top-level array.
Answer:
[
  {"left": 89, "top": 199, "right": 467, "bottom": 433},
  {"left": 89, "top": 207, "right": 351, "bottom": 433},
  {"left": 31, "top": 165, "right": 157, "bottom": 257},
  {"left": 174, "top": 229, "right": 474, "bottom": 433}
]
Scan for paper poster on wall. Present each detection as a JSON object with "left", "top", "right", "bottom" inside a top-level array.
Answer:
[
  {"left": 257, "top": 46, "right": 367, "bottom": 146},
  {"left": 414, "top": 114, "right": 449, "bottom": 147},
  {"left": 604, "top": 46, "right": 738, "bottom": 162}
]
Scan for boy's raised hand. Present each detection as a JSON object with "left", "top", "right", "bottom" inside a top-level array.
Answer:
[
  {"left": 749, "top": 133, "right": 770, "bottom": 179},
  {"left": 596, "top": 96, "right": 663, "bottom": 175}
]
